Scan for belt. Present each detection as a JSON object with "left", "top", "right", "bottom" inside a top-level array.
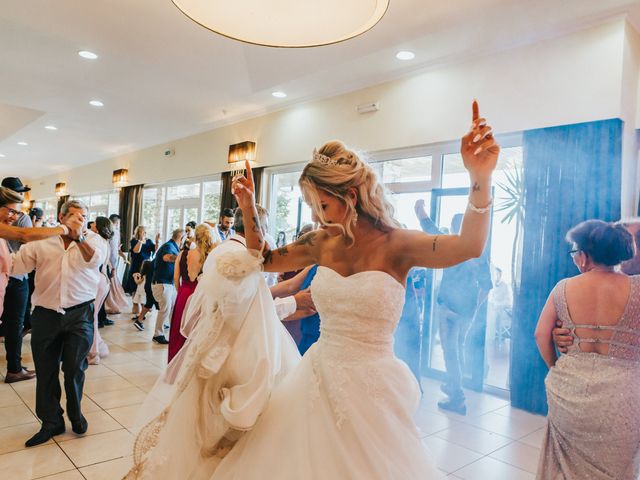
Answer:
[
  {"left": 62, "top": 299, "right": 95, "bottom": 312},
  {"left": 152, "top": 281, "right": 173, "bottom": 286}
]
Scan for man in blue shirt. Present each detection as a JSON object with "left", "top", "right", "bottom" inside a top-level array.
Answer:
[
  {"left": 150, "top": 229, "right": 184, "bottom": 344},
  {"left": 217, "top": 208, "right": 235, "bottom": 241}
]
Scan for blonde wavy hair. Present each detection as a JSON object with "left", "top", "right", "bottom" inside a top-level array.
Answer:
[
  {"left": 193, "top": 223, "right": 217, "bottom": 272},
  {"left": 299, "top": 141, "right": 400, "bottom": 244},
  {"left": 133, "top": 225, "right": 146, "bottom": 240}
]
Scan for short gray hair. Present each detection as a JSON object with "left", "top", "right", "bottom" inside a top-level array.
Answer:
[
  {"left": 234, "top": 205, "right": 268, "bottom": 235},
  {"left": 171, "top": 228, "right": 185, "bottom": 241},
  {"left": 60, "top": 199, "right": 88, "bottom": 216}
]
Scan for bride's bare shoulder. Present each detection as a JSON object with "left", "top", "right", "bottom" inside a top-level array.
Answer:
[
  {"left": 386, "top": 227, "right": 427, "bottom": 247},
  {"left": 294, "top": 229, "right": 331, "bottom": 248}
]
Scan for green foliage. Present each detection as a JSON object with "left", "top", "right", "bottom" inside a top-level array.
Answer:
[
  {"left": 495, "top": 162, "right": 524, "bottom": 226},
  {"left": 275, "top": 192, "right": 291, "bottom": 236},
  {"left": 203, "top": 192, "right": 221, "bottom": 222}
]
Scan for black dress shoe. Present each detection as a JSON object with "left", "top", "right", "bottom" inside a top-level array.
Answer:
[
  {"left": 102, "top": 319, "right": 115, "bottom": 326},
  {"left": 25, "top": 425, "right": 65, "bottom": 447},
  {"left": 71, "top": 415, "right": 88, "bottom": 434},
  {"left": 152, "top": 335, "right": 169, "bottom": 345}
]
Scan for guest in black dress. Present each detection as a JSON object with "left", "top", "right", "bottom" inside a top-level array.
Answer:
[{"left": 124, "top": 226, "right": 157, "bottom": 312}]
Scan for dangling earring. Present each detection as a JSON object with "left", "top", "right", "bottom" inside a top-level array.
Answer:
[{"left": 353, "top": 211, "right": 358, "bottom": 225}]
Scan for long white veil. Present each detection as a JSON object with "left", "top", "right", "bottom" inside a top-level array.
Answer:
[{"left": 125, "top": 248, "right": 301, "bottom": 479}]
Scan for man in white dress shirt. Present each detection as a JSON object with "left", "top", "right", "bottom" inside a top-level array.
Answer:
[{"left": 12, "top": 200, "right": 106, "bottom": 447}]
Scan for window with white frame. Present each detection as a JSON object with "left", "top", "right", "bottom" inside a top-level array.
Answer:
[
  {"left": 142, "top": 187, "right": 165, "bottom": 240},
  {"left": 68, "top": 191, "right": 119, "bottom": 221},
  {"left": 141, "top": 176, "right": 222, "bottom": 242},
  {"left": 266, "top": 169, "right": 313, "bottom": 245},
  {"left": 202, "top": 180, "right": 222, "bottom": 222},
  {"left": 35, "top": 199, "right": 59, "bottom": 226}
]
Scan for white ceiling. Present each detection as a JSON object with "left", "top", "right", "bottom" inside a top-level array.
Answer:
[{"left": 1, "top": 0, "right": 639, "bottom": 179}]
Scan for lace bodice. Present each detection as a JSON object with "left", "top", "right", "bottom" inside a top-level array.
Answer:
[
  {"left": 553, "top": 275, "right": 640, "bottom": 361},
  {"left": 311, "top": 267, "right": 406, "bottom": 353}
]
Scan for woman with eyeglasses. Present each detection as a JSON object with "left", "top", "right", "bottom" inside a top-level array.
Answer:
[{"left": 535, "top": 219, "right": 640, "bottom": 479}]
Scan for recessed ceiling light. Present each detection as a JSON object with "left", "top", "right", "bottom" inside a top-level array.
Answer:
[
  {"left": 44, "top": 125, "right": 57, "bottom": 130},
  {"left": 78, "top": 50, "right": 98, "bottom": 60},
  {"left": 395, "top": 50, "right": 415, "bottom": 60},
  {"left": 0, "top": 154, "right": 5, "bottom": 158},
  {"left": 17, "top": 141, "right": 28, "bottom": 146},
  {"left": 272, "top": 91, "right": 287, "bottom": 98},
  {"left": 89, "top": 100, "right": 104, "bottom": 107}
]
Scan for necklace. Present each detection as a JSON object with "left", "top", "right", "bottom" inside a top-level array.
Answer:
[{"left": 587, "top": 267, "right": 615, "bottom": 273}]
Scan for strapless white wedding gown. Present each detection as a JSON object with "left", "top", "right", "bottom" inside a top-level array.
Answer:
[{"left": 211, "top": 266, "right": 443, "bottom": 479}]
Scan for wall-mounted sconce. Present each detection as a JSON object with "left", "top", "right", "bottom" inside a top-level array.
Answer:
[
  {"left": 55, "top": 182, "right": 67, "bottom": 197},
  {"left": 228, "top": 141, "right": 256, "bottom": 165},
  {"left": 228, "top": 141, "right": 257, "bottom": 176},
  {"left": 112, "top": 168, "right": 129, "bottom": 188}
]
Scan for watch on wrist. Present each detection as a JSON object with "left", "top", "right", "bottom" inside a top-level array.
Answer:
[{"left": 76, "top": 234, "right": 86, "bottom": 244}]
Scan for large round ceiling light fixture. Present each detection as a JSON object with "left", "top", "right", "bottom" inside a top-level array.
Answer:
[{"left": 171, "top": 0, "right": 389, "bottom": 48}]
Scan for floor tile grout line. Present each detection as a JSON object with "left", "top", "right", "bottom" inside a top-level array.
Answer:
[
  {"left": 31, "top": 465, "right": 82, "bottom": 480},
  {"left": 429, "top": 432, "right": 517, "bottom": 457},
  {"left": 450, "top": 451, "right": 538, "bottom": 476}
]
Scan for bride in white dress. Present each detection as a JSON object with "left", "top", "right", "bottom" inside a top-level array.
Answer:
[{"left": 126, "top": 101, "right": 498, "bottom": 479}]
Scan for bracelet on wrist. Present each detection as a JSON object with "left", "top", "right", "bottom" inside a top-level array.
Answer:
[{"left": 468, "top": 198, "right": 493, "bottom": 214}]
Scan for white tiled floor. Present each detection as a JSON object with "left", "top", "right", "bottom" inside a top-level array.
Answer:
[{"left": 0, "top": 310, "right": 547, "bottom": 479}]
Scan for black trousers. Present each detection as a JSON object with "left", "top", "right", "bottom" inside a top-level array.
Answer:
[
  {"left": 23, "top": 271, "right": 36, "bottom": 332},
  {"left": 1, "top": 277, "right": 29, "bottom": 373},
  {"left": 30, "top": 303, "right": 94, "bottom": 430},
  {"left": 97, "top": 303, "right": 107, "bottom": 327}
]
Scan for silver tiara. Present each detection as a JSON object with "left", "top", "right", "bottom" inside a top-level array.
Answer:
[{"left": 312, "top": 149, "right": 339, "bottom": 166}]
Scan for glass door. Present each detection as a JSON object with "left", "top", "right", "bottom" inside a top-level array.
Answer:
[
  {"left": 164, "top": 204, "right": 200, "bottom": 241},
  {"left": 422, "top": 187, "right": 493, "bottom": 392}
]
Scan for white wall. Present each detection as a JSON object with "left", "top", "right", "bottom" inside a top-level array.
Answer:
[
  {"left": 29, "top": 20, "right": 628, "bottom": 201},
  {"left": 621, "top": 21, "right": 640, "bottom": 216}
]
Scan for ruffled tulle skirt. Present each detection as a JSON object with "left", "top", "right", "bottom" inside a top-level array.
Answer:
[{"left": 211, "top": 334, "right": 444, "bottom": 480}]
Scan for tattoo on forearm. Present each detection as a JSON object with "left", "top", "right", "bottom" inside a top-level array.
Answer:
[
  {"left": 472, "top": 182, "right": 480, "bottom": 192},
  {"left": 263, "top": 246, "right": 289, "bottom": 264},
  {"left": 251, "top": 215, "right": 261, "bottom": 233},
  {"left": 432, "top": 235, "right": 438, "bottom": 252},
  {"left": 295, "top": 232, "right": 317, "bottom": 247}
]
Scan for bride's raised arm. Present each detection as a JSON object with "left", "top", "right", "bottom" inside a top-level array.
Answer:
[
  {"left": 232, "top": 161, "right": 324, "bottom": 273},
  {"left": 395, "top": 101, "right": 499, "bottom": 270}
]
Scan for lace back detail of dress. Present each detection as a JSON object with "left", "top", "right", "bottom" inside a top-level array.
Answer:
[{"left": 553, "top": 275, "right": 640, "bottom": 361}]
